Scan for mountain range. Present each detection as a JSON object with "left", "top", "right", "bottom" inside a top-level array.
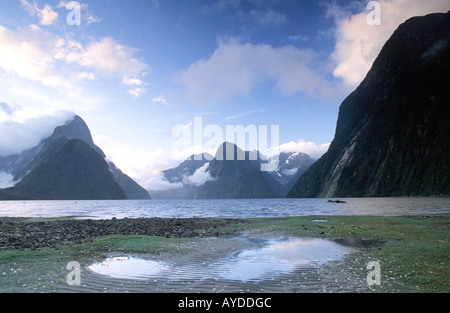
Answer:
[
  {"left": 1, "top": 12, "right": 447, "bottom": 201},
  {"left": 0, "top": 115, "right": 151, "bottom": 200},
  {"left": 288, "top": 11, "right": 450, "bottom": 198},
  {"left": 151, "top": 142, "right": 314, "bottom": 199}
]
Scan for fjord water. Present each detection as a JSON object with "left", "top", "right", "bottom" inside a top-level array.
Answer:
[{"left": 0, "top": 197, "right": 449, "bottom": 219}]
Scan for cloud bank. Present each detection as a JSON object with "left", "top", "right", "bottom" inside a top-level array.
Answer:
[
  {"left": 277, "top": 139, "right": 330, "bottom": 160},
  {"left": 330, "top": 0, "right": 450, "bottom": 88},
  {"left": 0, "top": 111, "right": 75, "bottom": 156},
  {"left": 0, "top": 23, "right": 148, "bottom": 98},
  {"left": 20, "top": 0, "right": 59, "bottom": 26},
  {"left": 0, "top": 172, "right": 15, "bottom": 188},
  {"left": 176, "top": 38, "right": 341, "bottom": 105},
  {"left": 183, "top": 163, "right": 216, "bottom": 187}
]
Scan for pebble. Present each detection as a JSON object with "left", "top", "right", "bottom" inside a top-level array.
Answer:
[{"left": 0, "top": 217, "right": 243, "bottom": 251}]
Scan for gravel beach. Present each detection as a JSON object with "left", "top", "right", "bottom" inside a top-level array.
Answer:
[{"left": 0, "top": 217, "right": 244, "bottom": 251}]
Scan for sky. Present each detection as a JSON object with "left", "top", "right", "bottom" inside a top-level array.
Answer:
[{"left": 0, "top": 0, "right": 449, "bottom": 191}]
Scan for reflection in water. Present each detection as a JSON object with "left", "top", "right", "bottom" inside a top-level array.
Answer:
[
  {"left": 88, "top": 257, "right": 168, "bottom": 280},
  {"left": 88, "top": 237, "right": 352, "bottom": 282},
  {"left": 217, "top": 238, "right": 349, "bottom": 281}
]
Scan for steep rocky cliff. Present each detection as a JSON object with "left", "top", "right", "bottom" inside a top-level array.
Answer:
[{"left": 288, "top": 12, "right": 450, "bottom": 197}]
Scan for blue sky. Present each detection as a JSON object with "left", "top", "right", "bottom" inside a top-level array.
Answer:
[{"left": 0, "top": 0, "right": 448, "bottom": 190}]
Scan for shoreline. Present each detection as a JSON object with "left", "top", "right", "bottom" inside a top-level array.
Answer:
[
  {"left": 0, "top": 217, "right": 246, "bottom": 251},
  {"left": 1, "top": 214, "right": 449, "bottom": 293}
]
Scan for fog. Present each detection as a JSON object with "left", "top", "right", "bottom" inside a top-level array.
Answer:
[{"left": 0, "top": 111, "right": 75, "bottom": 156}]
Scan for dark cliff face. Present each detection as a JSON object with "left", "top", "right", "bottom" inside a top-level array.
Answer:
[
  {"left": 288, "top": 12, "right": 450, "bottom": 198},
  {"left": 11, "top": 139, "right": 127, "bottom": 200},
  {"left": 57, "top": 116, "right": 151, "bottom": 199}
]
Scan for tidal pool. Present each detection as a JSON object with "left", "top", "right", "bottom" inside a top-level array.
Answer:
[
  {"left": 88, "top": 256, "right": 169, "bottom": 280},
  {"left": 88, "top": 237, "right": 353, "bottom": 282}
]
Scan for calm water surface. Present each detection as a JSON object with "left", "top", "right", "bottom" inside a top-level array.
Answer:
[
  {"left": 88, "top": 237, "right": 352, "bottom": 282},
  {"left": 0, "top": 197, "right": 449, "bottom": 219}
]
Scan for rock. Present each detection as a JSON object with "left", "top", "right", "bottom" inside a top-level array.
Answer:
[
  {"left": 0, "top": 217, "right": 242, "bottom": 251},
  {"left": 327, "top": 200, "right": 346, "bottom": 203}
]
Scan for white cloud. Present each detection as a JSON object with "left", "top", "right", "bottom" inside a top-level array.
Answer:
[
  {"left": 0, "top": 71, "right": 105, "bottom": 122},
  {"left": 124, "top": 76, "right": 148, "bottom": 98},
  {"left": 0, "top": 24, "right": 108, "bottom": 119},
  {"left": 62, "top": 37, "right": 149, "bottom": 96},
  {"left": 176, "top": 38, "right": 341, "bottom": 105},
  {"left": 330, "top": 0, "right": 450, "bottom": 88},
  {"left": 123, "top": 76, "right": 144, "bottom": 86},
  {"left": 0, "top": 172, "right": 15, "bottom": 188},
  {"left": 0, "top": 111, "right": 75, "bottom": 156},
  {"left": 183, "top": 163, "right": 216, "bottom": 187},
  {"left": 57, "top": 1, "right": 102, "bottom": 25},
  {"left": 277, "top": 139, "right": 330, "bottom": 160},
  {"left": 92, "top": 130, "right": 225, "bottom": 192},
  {"left": 0, "top": 24, "right": 149, "bottom": 100},
  {"left": 152, "top": 96, "right": 172, "bottom": 107},
  {"left": 85, "top": 14, "right": 102, "bottom": 25},
  {"left": 0, "top": 24, "right": 68, "bottom": 87},
  {"left": 128, "top": 87, "right": 146, "bottom": 98},
  {"left": 93, "top": 133, "right": 191, "bottom": 191},
  {"left": 20, "top": 0, "right": 59, "bottom": 26},
  {"left": 73, "top": 37, "right": 148, "bottom": 78}
]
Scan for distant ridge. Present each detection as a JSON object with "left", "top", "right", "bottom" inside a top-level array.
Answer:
[{"left": 152, "top": 142, "right": 314, "bottom": 199}]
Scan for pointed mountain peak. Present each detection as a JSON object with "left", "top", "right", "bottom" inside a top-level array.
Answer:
[
  {"left": 53, "top": 115, "right": 91, "bottom": 141},
  {"left": 52, "top": 115, "right": 105, "bottom": 157},
  {"left": 214, "top": 141, "right": 245, "bottom": 160}
]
